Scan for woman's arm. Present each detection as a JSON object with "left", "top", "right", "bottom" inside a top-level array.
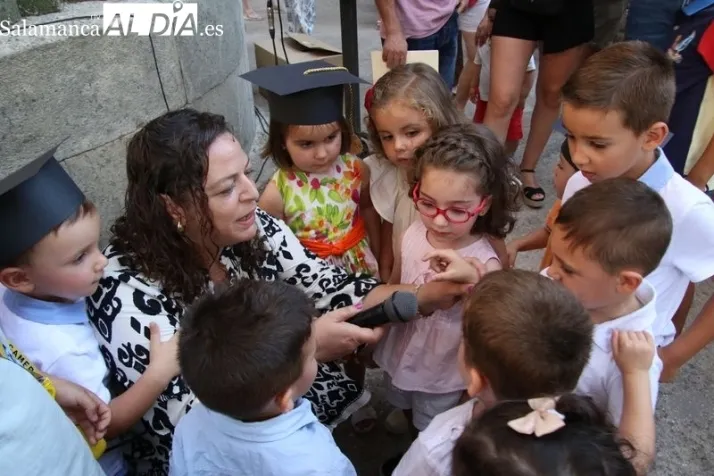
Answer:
[
  {"left": 105, "top": 323, "right": 179, "bottom": 439},
  {"left": 87, "top": 270, "right": 192, "bottom": 447}
]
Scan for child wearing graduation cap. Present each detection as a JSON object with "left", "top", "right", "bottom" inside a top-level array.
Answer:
[
  {"left": 0, "top": 144, "right": 181, "bottom": 476},
  {"left": 252, "top": 60, "right": 381, "bottom": 279},
  {"left": 247, "top": 60, "right": 381, "bottom": 432}
]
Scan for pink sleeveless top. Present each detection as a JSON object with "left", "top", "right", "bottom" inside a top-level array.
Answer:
[{"left": 373, "top": 220, "right": 498, "bottom": 394}]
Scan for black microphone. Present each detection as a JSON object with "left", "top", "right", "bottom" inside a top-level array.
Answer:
[
  {"left": 267, "top": 0, "right": 275, "bottom": 39},
  {"left": 348, "top": 291, "right": 419, "bottom": 329}
]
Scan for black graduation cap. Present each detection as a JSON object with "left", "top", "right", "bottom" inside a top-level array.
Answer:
[
  {"left": 241, "top": 60, "right": 368, "bottom": 125},
  {"left": 0, "top": 142, "right": 85, "bottom": 266}
]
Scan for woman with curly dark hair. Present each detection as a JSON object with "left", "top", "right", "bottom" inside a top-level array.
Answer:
[{"left": 87, "top": 108, "right": 469, "bottom": 475}]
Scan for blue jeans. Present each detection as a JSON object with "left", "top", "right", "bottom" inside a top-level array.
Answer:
[
  {"left": 407, "top": 11, "right": 459, "bottom": 89},
  {"left": 625, "top": 0, "right": 683, "bottom": 50}
]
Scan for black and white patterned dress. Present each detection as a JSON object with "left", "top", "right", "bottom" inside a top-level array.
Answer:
[{"left": 86, "top": 209, "right": 380, "bottom": 476}]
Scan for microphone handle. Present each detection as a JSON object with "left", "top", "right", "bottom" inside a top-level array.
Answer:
[{"left": 348, "top": 306, "right": 391, "bottom": 329}]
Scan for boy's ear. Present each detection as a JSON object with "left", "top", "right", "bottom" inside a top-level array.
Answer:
[
  {"left": 0, "top": 267, "right": 35, "bottom": 294},
  {"left": 616, "top": 270, "right": 643, "bottom": 295},
  {"left": 274, "top": 387, "right": 297, "bottom": 414},
  {"left": 642, "top": 121, "right": 669, "bottom": 151},
  {"left": 465, "top": 367, "right": 487, "bottom": 398}
]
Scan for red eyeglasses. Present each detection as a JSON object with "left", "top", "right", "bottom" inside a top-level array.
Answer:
[{"left": 411, "top": 182, "right": 488, "bottom": 224}]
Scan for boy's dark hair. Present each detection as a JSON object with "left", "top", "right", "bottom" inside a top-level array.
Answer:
[
  {"left": 4, "top": 200, "right": 96, "bottom": 268},
  {"left": 413, "top": 123, "right": 520, "bottom": 239},
  {"left": 555, "top": 177, "right": 672, "bottom": 276},
  {"left": 261, "top": 117, "right": 355, "bottom": 170},
  {"left": 561, "top": 41, "right": 675, "bottom": 135},
  {"left": 452, "top": 394, "right": 637, "bottom": 476},
  {"left": 179, "top": 280, "right": 315, "bottom": 420},
  {"left": 462, "top": 270, "right": 592, "bottom": 399}
]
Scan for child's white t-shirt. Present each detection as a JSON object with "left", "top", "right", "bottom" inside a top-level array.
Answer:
[
  {"left": 574, "top": 279, "right": 663, "bottom": 424},
  {"left": 392, "top": 398, "right": 477, "bottom": 476},
  {"left": 0, "top": 286, "right": 127, "bottom": 476},
  {"left": 474, "top": 41, "right": 537, "bottom": 102},
  {"left": 562, "top": 150, "right": 714, "bottom": 346}
]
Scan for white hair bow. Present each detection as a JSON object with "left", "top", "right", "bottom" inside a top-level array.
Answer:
[{"left": 507, "top": 397, "right": 565, "bottom": 437}]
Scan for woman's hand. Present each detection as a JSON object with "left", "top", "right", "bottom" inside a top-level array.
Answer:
[
  {"left": 145, "top": 322, "right": 181, "bottom": 385},
  {"left": 475, "top": 13, "right": 493, "bottom": 46},
  {"left": 52, "top": 376, "right": 111, "bottom": 445},
  {"left": 423, "top": 249, "right": 487, "bottom": 284},
  {"left": 314, "top": 304, "right": 386, "bottom": 362}
]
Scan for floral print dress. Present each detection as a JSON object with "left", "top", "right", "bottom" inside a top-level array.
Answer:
[{"left": 271, "top": 154, "right": 379, "bottom": 277}]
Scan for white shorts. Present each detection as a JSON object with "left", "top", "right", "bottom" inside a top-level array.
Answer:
[
  {"left": 384, "top": 374, "right": 464, "bottom": 431},
  {"left": 457, "top": 0, "right": 490, "bottom": 33}
]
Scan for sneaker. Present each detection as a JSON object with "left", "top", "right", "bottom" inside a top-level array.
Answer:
[{"left": 384, "top": 408, "right": 410, "bottom": 435}]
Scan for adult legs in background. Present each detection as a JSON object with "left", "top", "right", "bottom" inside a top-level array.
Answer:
[
  {"left": 455, "top": 31, "right": 479, "bottom": 110},
  {"left": 517, "top": 45, "right": 587, "bottom": 207},
  {"left": 406, "top": 12, "right": 460, "bottom": 89},
  {"left": 242, "top": 0, "right": 262, "bottom": 20},
  {"left": 483, "top": 36, "right": 535, "bottom": 140},
  {"left": 625, "top": 0, "right": 683, "bottom": 50},
  {"left": 504, "top": 68, "right": 537, "bottom": 157}
]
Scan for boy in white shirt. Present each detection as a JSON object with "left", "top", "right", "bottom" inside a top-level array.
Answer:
[
  {"left": 546, "top": 178, "right": 672, "bottom": 471},
  {"left": 0, "top": 145, "right": 180, "bottom": 476},
  {"left": 389, "top": 269, "right": 594, "bottom": 476},
  {"left": 560, "top": 40, "right": 714, "bottom": 381}
]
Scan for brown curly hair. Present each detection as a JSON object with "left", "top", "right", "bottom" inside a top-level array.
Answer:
[
  {"left": 365, "top": 63, "right": 465, "bottom": 161},
  {"left": 413, "top": 123, "right": 520, "bottom": 239},
  {"left": 110, "top": 109, "right": 265, "bottom": 304}
]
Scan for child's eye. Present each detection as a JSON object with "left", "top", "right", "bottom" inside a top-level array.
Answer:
[
  {"left": 298, "top": 141, "right": 313, "bottom": 148},
  {"left": 589, "top": 141, "right": 607, "bottom": 149},
  {"left": 73, "top": 252, "right": 86, "bottom": 264},
  {"left": 326, "top": 133, "right": 339, "bottom": 142},
  {"left": 380, "top": 134, "right": 393, "bottom": 142},
  {"left": 406, "top": 130, "right": 419, "bottom": 138}
]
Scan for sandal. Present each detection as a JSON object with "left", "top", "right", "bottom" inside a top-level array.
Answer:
[
  {"left": 243, "top": 11, "right": 263, "bottom": 21},
  {"left": 351, "top": 404, "right": 378, "bottom": 434},
  {"left": 520, "top": 169, "right": 545, "bottom": 209}
]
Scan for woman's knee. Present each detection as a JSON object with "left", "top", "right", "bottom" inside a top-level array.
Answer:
[
  {"left": 535, "top": 82, "right": 563, "bottom": 109},
  {"left": 488, "top": 90, "right": 521, "bottom": 118}
]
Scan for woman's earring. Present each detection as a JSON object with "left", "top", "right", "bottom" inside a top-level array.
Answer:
[{"left": 177, "top": 222, "right": 184, "bottom": 233}]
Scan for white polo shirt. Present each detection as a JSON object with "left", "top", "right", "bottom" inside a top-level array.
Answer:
[
  {"left": 392, "top": 398, "right": 477, "bottom": 476},
  {"left": 0, "top": 286, "right": 127, "bottom": 476},
  {"left": 574, "top": 280, "right": 662, "bottom": 425},
  {"left": 562, "top": 150, "right": 714, "bottom": 346}
]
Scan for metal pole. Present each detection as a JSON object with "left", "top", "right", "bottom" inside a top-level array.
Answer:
[{"left": 340, "top": 0, "right": 361, "bottom": 133}]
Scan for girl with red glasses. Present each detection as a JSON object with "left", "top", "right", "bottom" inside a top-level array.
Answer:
[{"left": 373, "top": 122, "right": 520, "bottom": 437}]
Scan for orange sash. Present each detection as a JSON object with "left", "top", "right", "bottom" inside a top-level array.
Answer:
[{"left": 300, "top": 217, "right": 366, "bottom": 259}]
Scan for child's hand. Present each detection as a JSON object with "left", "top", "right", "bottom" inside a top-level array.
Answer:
[
  {"left": 53, "top": 376, "right": 111, "bottom": 445},
  {"left": 506, "top": 242, "right": 520, "bottom": 269},
  {"left": 146, "top": 322, "right": 181, "bottom": 384},
  {"left": 612, "top": 330, "right": 655, "bottom": 376},
  {"left": 422, "top": 249, "right": 486, "bottom": 284}
]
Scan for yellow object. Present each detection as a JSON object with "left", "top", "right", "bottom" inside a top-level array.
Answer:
[{"left": 1, "top": 337, "right": 106, "bottom": 459}]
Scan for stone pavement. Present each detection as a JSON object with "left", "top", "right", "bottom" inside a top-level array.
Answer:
[{"left": 242, "top": 2, "right": 714, "bottom": 473}]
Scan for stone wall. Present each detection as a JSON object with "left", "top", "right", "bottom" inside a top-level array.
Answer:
[{"left": 0, "top": 0, "right": 256, "bottom": 243}]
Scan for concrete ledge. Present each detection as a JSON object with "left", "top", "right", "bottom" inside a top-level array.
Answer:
[{"left": 0, "top": 0, "right": 255, "bottom": 238}]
